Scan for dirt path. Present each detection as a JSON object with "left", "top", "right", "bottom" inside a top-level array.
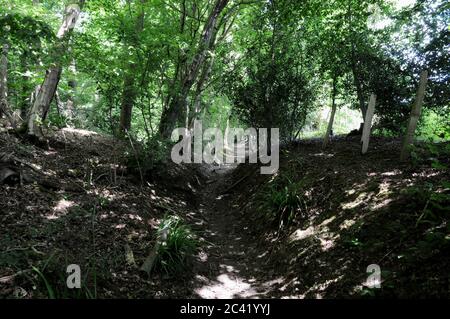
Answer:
[{"left": 188, "top": 164, "right": 285, "bottom": 299}]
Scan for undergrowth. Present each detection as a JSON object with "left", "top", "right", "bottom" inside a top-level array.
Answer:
[
  {"left": 153, "top": 215, "right": 198, "bottom": 276},
  {"left": 259, "top": 174, "right": 309, "bottom": 231},
  {"left": 25, "top": 253, "right": 100, "bottom": 299}
]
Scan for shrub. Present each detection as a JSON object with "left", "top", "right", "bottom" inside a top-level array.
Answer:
[
  {"left": 262, "top": 175, "right": 307, "bottom": 230},
  {"left": 153, "top": 215, "right": 198, "bottom": 276},
  {"left": 125, "top": 134, "right": 173, "bottom": 181}
]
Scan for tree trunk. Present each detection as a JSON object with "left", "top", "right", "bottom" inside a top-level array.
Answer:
[
  {"left": 119, "top": 67, "right": 138, "bottom": 133},
  {"left": 55, "top": 91, "right": 63, "bottom": 120},
  {"left": 351, "top": 49, "right": 367, "bottom": 121},
  {"left": 159, "top": 95, "right": 186, "bottom": 138},
  {"left": 347, "top": 2, "right": 367, "bottom": 121},
  {"left": 0, "top": 43, "right": 16, "bottom": 128},
  {"left": 27, "top": 66, "right": 62, "bottom": 136},
  {"left": 323, "top": 77, "right": 338, "bottom": 148},
  {"left": 27, "top": 1, "right": 83, "bottom": 136},
  {"left": 361, "top": 93, "right": 376, "bottom": 154},
  {"left": 400, "top": 70, "right": 428, "bottom": 161},
  {"left": 0, "top": 43, "right": 8, "bottom": 119},
  {"left": 118, "top": 0, "right": 146, "bottom": 135},
  {"left": 65, "top": 60, "right": 77, "bottom": 126},
  {"left": 19, "top": 51, "right": 32, "bottom": 119},
  {"left": 188, "top": 54, "right": 215, "bottom": 130},
  {"left": 159, "top": 0, "right": 229, "bottom": 138}
]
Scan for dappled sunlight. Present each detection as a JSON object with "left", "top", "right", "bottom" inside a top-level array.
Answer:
[
  {"left": 339, "top": 219, "right": 356, "bottom": 230},
  {"left": 340, "top": 178, "right": 396, "bottom": 211},
  {"left": 28, "top": 163, "right": 57, "bottom": 177},
  {"left": 381, "top": 169, "right": 402, "bottom": 176},
  {"left": 299, "top": 275, "right": 345, "bottom": 298},
  {"left": 319, "top": 216, "right": 336, "bottom": 226},
  {"left": 220, "top": 264, "right": 237, "bottom": 273},
  {"left": 100, "top": 211, "right": 117, "bottom": 219},
  {"left": 125, "top": 213, "right": 143, "bottom": 221},
  {"left": 412, "top": 171, "right": 442, "bottom": 178},
  {"left": 46, "top": 199, "right": 76, "bottom": 220},
  {"left": 257, "top": 251, "right": 269, "bottom": 259},
  {"left": 311, "top": 152, "right": 335, "bottom": 158},
  {"left": 262, "top": 277, "right": 286, "bottom": 290},
  {"left": 319, "top": 237, "right": 335, "bottom": 251},
  {"left": 61, "top": 127, "right": 99, "bottom": 137},
  {"left": 194, "top": 220, "right": 206, "bottom": 226},
  {"left": 93, "top": 188, "right": 118, "bottom": 201},
  {"left": 193, "top": 251, "right": 292, "bottom": 298},
  {"left": 195, "top": 272, "right": 259, "bottom": 299},
  {"left": 197, "top": 250, "right": 208, "bottom": 262},
  {"left": 377, "top": 181, "right": 392, "bottom": 195},
  {"left": 289, "top": 226, "right": 315, "bottom": 242},
  {"left": 43, "top": 150, "right": 58, "bottom": 156},
  {"left": 369, "top": 196, "right": 395, "bottom": 210},
  {"left": 341, "top": 192, "right": 367, "bottom": 209},
  {"left": 288, "top": 223, "right": 338, "bottom": 252}
]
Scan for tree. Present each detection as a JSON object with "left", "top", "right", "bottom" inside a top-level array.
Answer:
[
  {"left": 0, "top": 43, "right": 12, "bottom": 124},
  {"left": 224, "top": 0, "right": 317, "bottom": 142},
  {"left": 27, "top": 0, "right": 84, "bottom": 137},
  {"left": 158, "top": 0, "right": 230, "bottom": 138},
  {"left": 400, "top": 70, "right": 428, "bottom": 161},
  {"left": 323, "top": 77, "right": 338, "bottom": 148},
  {"left": 118, "top": 0, "right": 146, "bottom": 135}
]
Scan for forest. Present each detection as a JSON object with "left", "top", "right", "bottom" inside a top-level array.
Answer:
[{"left": 0, "top": 0, "right": 449, "bottom": 301}]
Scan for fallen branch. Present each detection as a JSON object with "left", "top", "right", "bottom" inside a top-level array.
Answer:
[
  {"left": 140, "top": 228, "right": 169, "bottom": 275},
  {"left": 5, "top": 243, "right": 46, "bottom": 254},
  {"left": 0, "top": 269, "right": 32, "bottom": 284},
  {"left": 0, "top": 152, "right": 41, "bottom": 172}
]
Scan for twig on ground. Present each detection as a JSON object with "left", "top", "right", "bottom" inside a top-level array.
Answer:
[{"left": 0, "top": 269, "right": 32, "bottom": 284}]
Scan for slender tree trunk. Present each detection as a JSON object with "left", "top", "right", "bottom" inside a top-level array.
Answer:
[
  {"left": 66, "top": 98, "right": 74, "bottom": 122},
  {"left": 27, "top": 1, "right": 83, "bottom": 136},
  {"left": 188, "top": 54, "right": 215, "bottom": 129},
  {"left": 27, "top": 66, "right": 62, "bottom": 135},
  {"left": 351, "top": 47, "right": 367, "bottom": 121},
  {"left": 323, "top": 77, "right": 338, "bottom": 148},
  {"left": 55, "top": 91, "right": 63, "bottom": 119},
  {"left": 0, "top": 43, "right": 8, "bottom": 119},
  {"left": 159, "top": 0, "right": 229, "bottom": 138},
  {"left": 65, "top": 59, "right": 77, "bottom": 126},
  {"left": 66, "top": 81, "right": 76, "bottom": 125},
  {"left": 347, "top": 2, "right": 367, "bottom": 121},
  {"left": 119, "top": 67, "right": 138, "bottom": 133},
  {"left": 19, "top": 51, "right": 32, "bottom": 119},
  {"left": 0, "top": 43, "right": 16, "bottom": 128},
  {"left": 353, "top": 71, "right": 367, "bottom": 120},
  {"left": 361, "top": 93, "right": 376, "bottom": 154},
  {"left": 400, "top": 70, "right": 428, "bottom": 161},
  {"left": 118, "top": 0, "right": 146, "bottom": 135}
]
